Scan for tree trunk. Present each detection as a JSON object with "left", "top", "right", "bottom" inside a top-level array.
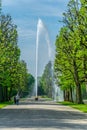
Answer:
[
  {"left": 83, "top": 55, "right": 87, "bottom": 93},
  {"left": 64, "top": 90, "right": 69, "bottom": 101},
  {"left": 73, "top": 60, "right": 83, "bottom": 104},
  {"left": 69, "top": 87, "right": 73, "bottom": 102},
  {"left": 3, "top": 86, "right": 8, "bottom": 101},
  {"left": 0, "top": 86, "right": 3, "bottom": 102}
]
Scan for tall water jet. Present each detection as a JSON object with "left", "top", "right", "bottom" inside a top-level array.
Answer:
[{"left": 35, "top": 19, "right": 51, "bottom": 98}]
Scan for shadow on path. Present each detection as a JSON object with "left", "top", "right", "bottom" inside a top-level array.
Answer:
[{"left": 0, "top": 99, "right": 87, "bottom": 129}]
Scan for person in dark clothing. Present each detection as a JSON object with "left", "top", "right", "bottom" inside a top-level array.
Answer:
[{"left": 14, "top": 96, "right": 16, "bottom": 104}]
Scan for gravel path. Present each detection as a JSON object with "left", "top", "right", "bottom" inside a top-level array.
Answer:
[{"left": 0, "top": 98, "right": 87, "bottom": 130}]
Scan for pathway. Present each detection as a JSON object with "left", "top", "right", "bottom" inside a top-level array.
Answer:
[{"left": 0, "top": 98, "right": 87, "bottom": 130}]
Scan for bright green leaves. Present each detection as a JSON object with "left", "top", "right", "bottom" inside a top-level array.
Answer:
[
  {"left": 38, "top": 61, "right": 53, "bottom": 98},
  {"left": 0, "top": 11, "right": 33, "bottom": 101},
  {"left": 54, "top": 0, "right": 87, "bottom": 103}
]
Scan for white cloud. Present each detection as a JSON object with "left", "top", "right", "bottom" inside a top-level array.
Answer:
[
  {"left": 18, "top": 27, "right": 36, "bottom": 40},
  {"left": 34, "top": 5, "right": 63, "bottom": 17},
  {"left": 2, "top": 0, "right": 69, "bottom": 17},
  {"left": 22, "top": 0, "right": 67, "bottom": 17}
]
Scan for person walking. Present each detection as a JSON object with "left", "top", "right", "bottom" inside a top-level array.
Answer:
[
  {"left": 14, "top": 96, "right": 16, "bottom": 104},
  {"left": 16, "top": 94, "right": 20, "bottom": 105}
]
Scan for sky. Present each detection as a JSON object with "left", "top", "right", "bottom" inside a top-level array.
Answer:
[{"left": 2, "top": 0, "right": 69, "bottom": 77}]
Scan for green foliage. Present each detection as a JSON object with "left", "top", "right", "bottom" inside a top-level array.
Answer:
[
  {"left": 60, "top": 101, "right": 87, "bottom": 113},
  {"left": 25, "top": 73, "right": 35, "bottom": 96},
  {"left": 0, "top": 3, "right": 34, "bottom": 102},
  {"left": 0, "top": 13, "right": 20, "bottom": 101},
  {"left": 54, "top": 0, "right": 87, "bottom": 104},
  {"left": 38, "top": 61, "right": 53, "bottom": 98},
  {"left": 0, "top": 101, "right": 13, "bottom": 109}
]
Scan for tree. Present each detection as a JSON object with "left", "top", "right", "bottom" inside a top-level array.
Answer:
[
  {"left": 27, "top": 74, "right": 35, "bottom": 94},
  {"left": 16, "top": 61, "right": 35, "bottom": 97},
  {"left": 39, "top": 61, "right": 53, "bottom": 98},
  {"left": 54, "top": 0, "right": 87, "bottom": 104},
  {"left": 0, "top": 13, "right": 20, "bottom": 101},
  {"left": 0, "top": 0, "right": 34, "bottom": 102}
]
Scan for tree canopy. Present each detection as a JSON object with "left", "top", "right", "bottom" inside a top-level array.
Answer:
[
  {"left": 0, "top": 2, "right": 34, "bottom": 102},
  {"left": 54, "top": 0, "right": 87, "bottom": 104},
  {"left": 38, "top": 61, "right": 53, "bottom": 98}
]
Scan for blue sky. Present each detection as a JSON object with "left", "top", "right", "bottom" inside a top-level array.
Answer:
[{"left": 2, "top": 0, "right": 69, "bottom": 77}]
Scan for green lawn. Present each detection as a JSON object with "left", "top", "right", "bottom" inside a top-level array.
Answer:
[
  {"left": 59, "top": 101, "right": 87, "bottom": 113},
  {"left": 0, "top": 101, "right": 13, "bottom": 109}
]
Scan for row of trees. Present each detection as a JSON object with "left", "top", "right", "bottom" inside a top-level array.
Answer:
[
  {"left": 54, "top": 0, "right": 87, "bottom": 104},
  {"left": 0, "top": 2, "right": 34, "bottom": 102},
  {"left": 38, "top": 61, "right": 53, "bottom": 98}
]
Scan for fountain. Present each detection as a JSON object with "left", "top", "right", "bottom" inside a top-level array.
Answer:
[
  {"left": 53, "top": 84, "right": 64, "bottom": 102},
  {"left": 35, "top": 19, "right": 51, "bottom": 100}
]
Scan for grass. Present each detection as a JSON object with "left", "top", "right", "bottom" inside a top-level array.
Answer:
[
  {"left": 59, "top": 101, "right": 87, "bottom": 113},
  {"left": 0, "top": 101, "right": 13, "bottom": 109},
  {"left": 41, "top": 96, "right": 53, "bottom": 101}
]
